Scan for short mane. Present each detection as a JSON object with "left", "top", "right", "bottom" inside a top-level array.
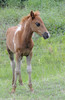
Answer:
[{"left": 19, "top": 11, "right": 40, "bottom": 24}]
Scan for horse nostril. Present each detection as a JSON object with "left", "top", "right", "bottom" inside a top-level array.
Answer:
[
  {"left": 46, "top": 34, "right": 49, "bottom": 38},
  {"left": 43, "top": 32, "right": 50, "bottom": 39}
]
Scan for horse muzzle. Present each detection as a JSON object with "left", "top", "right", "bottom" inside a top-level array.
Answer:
[{"left": 43, "top": 32, "right": 50, "bottom": 39}]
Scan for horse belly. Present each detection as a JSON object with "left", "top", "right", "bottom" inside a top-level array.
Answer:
[{"left": 22, "top": 49, "right": 31, "bottom": 56}]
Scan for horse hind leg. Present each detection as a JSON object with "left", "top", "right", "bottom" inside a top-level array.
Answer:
[
  {"left": 7, "top": 47, "right": 15, "bottom": 85},
  {"left": 12, "top": 51, "right": 23, "bottom": 92}
]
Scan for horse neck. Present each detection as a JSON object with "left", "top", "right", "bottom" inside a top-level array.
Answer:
[{"left": 22, "top": 19, "right": 33, "bottom": 42}]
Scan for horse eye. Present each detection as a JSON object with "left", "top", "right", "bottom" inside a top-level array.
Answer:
[{"left": 35, "top": 22, "right": 40, "bottom": 27}]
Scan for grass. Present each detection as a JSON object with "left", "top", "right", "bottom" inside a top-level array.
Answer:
[
  {"left": 0, "top": 0, "right": 65, "bottom": 99},
  {"left": 0, "top": 75, "right": 65, "bottom": 100},
  {"left": 0, "top": 0, "right": 65, "bottom": 37},
  {"left": 0, "top": 35, "right": 65, "bottom": 99}
]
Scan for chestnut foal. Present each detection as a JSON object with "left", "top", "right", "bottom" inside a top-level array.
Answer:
[{"left": 6, "top": 11, "right": 50, "bottom": 93}]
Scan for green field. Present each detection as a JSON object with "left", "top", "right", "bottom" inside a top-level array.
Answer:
[{"left": 0, "top": 0, "right": 65, "bottom": 100}]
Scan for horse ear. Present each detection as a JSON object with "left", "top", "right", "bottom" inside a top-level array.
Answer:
[{"left": 30, "top": 11, "right": 35, "bottom": 20}]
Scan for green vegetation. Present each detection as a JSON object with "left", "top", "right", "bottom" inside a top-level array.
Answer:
[{"left": 0, "top": 0, "right": 65, "bottom": 99}]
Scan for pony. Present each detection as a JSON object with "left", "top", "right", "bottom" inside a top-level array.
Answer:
[{"left": 6, "top": 11, "right": 50, "bottom": 93}]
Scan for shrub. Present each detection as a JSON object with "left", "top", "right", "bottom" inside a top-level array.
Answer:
[{"left": 0, "top": 0, "right": 7, "bottom": 7}]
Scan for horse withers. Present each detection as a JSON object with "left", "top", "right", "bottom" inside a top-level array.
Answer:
[{"left": 6, "top": 11, "right": 50, "bottom": 93}]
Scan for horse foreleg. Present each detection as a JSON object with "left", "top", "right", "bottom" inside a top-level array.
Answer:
[
  {"left": 19, "top": 70, "right": 23, "bottom": 85},
  {"left": 26, "top": 52, "right": 33, "bottom": 92}
]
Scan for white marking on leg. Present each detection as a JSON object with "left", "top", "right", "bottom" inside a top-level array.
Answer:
[
  {"left": 27, "top": 64, "right": 32, "bottom": 73},
  {"left": 13, "top": 58, "right": 21, "bottom": 87},
  {"left": 10, "top": 60, "right": 15, "bottom": 84},
  {"left": 15, "top": 59, "right": 21, "bottom": 74},
  {"left": 27, "top": 64, "right": 32, "bottom": 84},
  {"left": 10, "top": 60, "right": 15, "bottom": 70},
  {"left": 26, "top": 56, "right": 32, "bottom": 84}
]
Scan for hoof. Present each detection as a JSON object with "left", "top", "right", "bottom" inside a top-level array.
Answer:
[
  {"left": 28, "top": 84, "right": 34, "bottom": 93},
  {"left": 30, "top": 88, "right": 34, "bottom": 93},
  {"left": 11, "top": 89, "right": 15, "bottom": 93},
  {"left": 11, "top": 86, "right": 16, "bottom": 93}
]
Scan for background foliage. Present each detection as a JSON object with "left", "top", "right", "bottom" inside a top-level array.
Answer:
[{"left": 0, "top": 0, "right": 65, "bottom": 99}]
